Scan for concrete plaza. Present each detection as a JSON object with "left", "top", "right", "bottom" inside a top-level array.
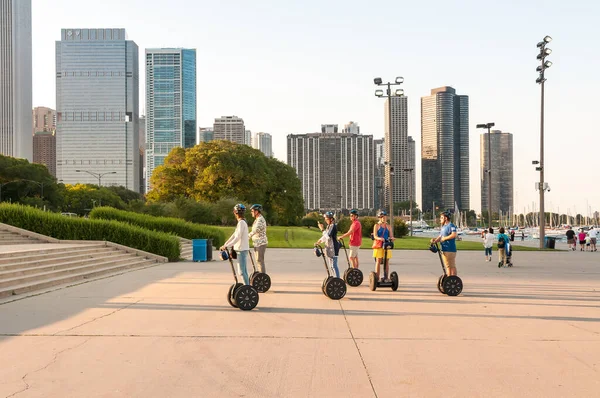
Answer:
[{"left": 1, "top": 246, "right": 599, "bottom": 397}]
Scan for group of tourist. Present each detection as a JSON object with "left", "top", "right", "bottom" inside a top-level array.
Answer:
[{"left": 565, "top": 227, "right": 597, "bottom": 252}]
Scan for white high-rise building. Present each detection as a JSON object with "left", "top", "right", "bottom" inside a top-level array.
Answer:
[
  {"left": 0, "top": 0, "right": 32, "bottom": 160},
  {"left": 56, "top": 28, "right": 139, "bottom": 191},
  {"left": 384, "top": 96, "right": 409, "bottom": 207},
  {"left": 253, "top": 132, "right": 272, "bottom": 157},
  {"left": 213, "top": 116, "right": 245, "bottom": 144}
]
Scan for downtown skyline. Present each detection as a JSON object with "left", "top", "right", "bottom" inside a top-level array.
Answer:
[{"left": 26, "top": 0, "right": 600, "bottom": 216}]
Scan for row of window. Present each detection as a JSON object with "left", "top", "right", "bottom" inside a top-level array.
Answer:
[
  {"left": 60, "top": 159, "right": 125, "bottom": 165},
  {"left": 57, "top": 112, "right": 132, "bottom": 122},
  {"left": 57, "top": 71, "right": 132, "bottom": 77}
]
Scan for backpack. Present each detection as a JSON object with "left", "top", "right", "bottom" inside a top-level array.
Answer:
[{"left": 498, "top": 235, "right": 506, "bottom": 249}]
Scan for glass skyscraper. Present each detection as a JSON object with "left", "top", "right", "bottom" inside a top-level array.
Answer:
[
  {"left": 421, "top": 86, "right": 469, "bottom": 213},
  {"left": 56, "top": 28, "right": 139, "bottom": 191},
  {"left": 481, "top": 130, "right": 513, "bottom": 216},
  {"left": 145, "top": 48, "right": 196, "bottom": 192}
]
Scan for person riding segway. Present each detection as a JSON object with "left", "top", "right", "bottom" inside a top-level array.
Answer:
[
  {"left": 220, "top": 247, "right": 259, "bottom": 310},
  {"left": 248, "top": 204, "right": 271, "bottom": 292},
  {"left": 338, "top": 238, "right": 363, "bottom": 287},
  {"left": 369, "top": 210, "right": 398, "bottom": 291},
  {"left": 314, "top": 244, "right": 347, "bottom": 300},
  {"left": 338, "top": 209, "right": 363, "bottom": 286},
  {"left": 430, "top": 210, "right": 463, "bottom": 296}
]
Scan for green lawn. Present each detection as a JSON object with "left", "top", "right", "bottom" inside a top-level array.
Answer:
[{"left": 213, "top": 226, "right": 543, "bottom": 251}]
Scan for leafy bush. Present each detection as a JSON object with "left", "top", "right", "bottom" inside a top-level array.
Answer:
[
  {"left": 89, "top": 207, "right": 226, "bottom": 247},
  {"left": 301, "top": 217, "right": 318, "bottom": 228},
  {"left": 0, "top": 203, "right": 180, "bottom": 261}
]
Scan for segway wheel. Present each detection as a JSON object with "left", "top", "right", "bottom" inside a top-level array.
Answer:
[
  {"left": 369, "top": 272, "right": 377, "bottom": 291},
  {"left": 390, "top": 271, "right": 399, "bottom": 291},
  {"left": 325, "top": 277, "right": 346, "bottom": 300},
  {"left": 250, "top": 272, "right": 271, "bottom": 293},
  {"left": 322, "top": 276, "right": 332, "bottom": 296},
  {"left": 234, "top": 285, "right": 259, "bottom": 310},
  {"left": 442, "top": 275, "right": 463, "bottom": 297},
  {"left": 346, "top": 268, "right": 363, "bottom": 287},
  {"left": 437, "top": 275, "right": 446, "bottom": 294},
  {"left": 227, "top": 283, "right": 244, "bottom": 308}
]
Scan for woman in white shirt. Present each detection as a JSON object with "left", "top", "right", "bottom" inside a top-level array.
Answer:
[
  {"left": 220, "top": 204, "right": 250, "bottom": 285},
  {"left": 483, "top": 227, "right": 494, "bottom": 262}
]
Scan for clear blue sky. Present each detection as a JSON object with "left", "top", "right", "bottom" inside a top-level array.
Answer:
[{"left": 32, "top": 0, "right": 600, "bottom": 216}]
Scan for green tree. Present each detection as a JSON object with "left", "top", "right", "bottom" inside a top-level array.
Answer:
[
  {"left": 106, "top": 185, "right": 144, "bottom": 204},
  {"left": 393, "top": 200, "right": 419, "bottom": 217},
  {"left": 62, "top": 184, "right": 125, "bottom": 215}
]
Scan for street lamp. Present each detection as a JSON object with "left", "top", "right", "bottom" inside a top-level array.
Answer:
[
  {"left": 535, "top": 35, "right": 552, "bottom": 249},
  {"left": 75, "top": 170, "right": 117, "bottom": 187},
  {"left": 374, "top": 76, "right": 405, "bottom": 229},
  {"left": 403, "top": 168, "right": 414, "bottom": 236},
  {"left": 476, "top": 122, "right": 495, "bottom": 228}
]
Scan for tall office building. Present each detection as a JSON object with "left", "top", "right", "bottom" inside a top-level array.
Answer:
[
  {"left": 33, "top": 131, "right": 56, "bottom": 177},
  {"left": 287, "top": 127, "right": 374, "bottom": 211},
  {"left": 245, "top": 130, "right": 251, "bottom": 146},
  {"left": 253, "top": 132, "right": 272, "bottom": 157},
  {"left": 213, "top": 116, "right": 245, "bottom": 144},
  {"left": 342, "top": 121, "right": 360, "bottom": 134},
  {"left": 373, "top": 138, "right": 385, "bottom": 211},
  {"left": 481, "top": 130, "right": 513, "bottom": 216},
  {"left": 407, "top": 135, "right": 416, "bottom": 204},
  {"left": 383, "top": 96, "right": 410, "bottom": 209},
  {"left": 56, "top": 28, "right": 139, "bottom": 191},
  {"left": 0, "top": 0, "right": 32, "bottom": 161},
  {"left": 32, "top": 107, "right": 56, "bottom": 135},
  {"left": 421, "top": 86, "right": 469, "bottom": 212},
  {"left": 145, "top": 48, "right": 196, "bottom": 192},
  {"left": 139, "top": 115, "right": 145, "bottom": 193},
  {"left": 198, "top": 127, "right": 214, "bottom": 143}
]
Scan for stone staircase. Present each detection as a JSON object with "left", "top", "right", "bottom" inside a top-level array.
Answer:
[
  {"left": 0, "top": 229, "right": 45, "bottom": 245},
  {"left": 0, "top": 223, "right": 167, "bottom": 300}
]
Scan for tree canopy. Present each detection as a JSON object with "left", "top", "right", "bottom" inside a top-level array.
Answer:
[{"left": 148, "top": 141, "right": 304, "bottom": 225}]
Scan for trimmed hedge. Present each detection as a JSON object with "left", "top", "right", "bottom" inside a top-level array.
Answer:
[
  {"left": 0, "top": 204, "right": 180, "bottom": 261},
  {"left": 89, "top": 207, "right": 225, "bottom": 247}
]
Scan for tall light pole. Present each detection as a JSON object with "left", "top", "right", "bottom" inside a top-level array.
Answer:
[
  {"left": 374, "top": 76, "right": 405, "bottom": 230},
  {"left": 75, "top": 170, "right": 117, "bottom": 187},
  {"left": 403, "top": 168, "right": 414, "bottom": 236},
  {"left": 476, "top": 122, "right": 495, "bottom": 228},
  {"left": 535, "top": 35, "right": 552, "bottom": 249}
]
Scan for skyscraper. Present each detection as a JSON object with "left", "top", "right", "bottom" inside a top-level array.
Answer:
[
  {"left": 245, "top": 130, "right": 251, "bottom": 146},
  {"left": 373, "top": 138, "right": 385, "bottom": 211},
  {"left": 33, "top": 131, "right": 56, "bottom": 177},
  {"left": 139, "top": 115, "right": 145, "bottom": 194},
  {"left": 213, "top": 116, "right": 245, "bottom": 144},
  {"left": 32, "top": 107, "right": 56, "bottom": 135},
  {"left": 287, "top": 126, "right": 374, "bottom": 211},
  {"left": 253, "top": 132, "right": 272, "bottom": 157},
  {"left": 56, "top": 28, "right": 139, "bottom": 191},
  {"left": 342, "top": 121, "right": 360, "bottom": 134},
  {"left": 384, "top": 96, "right": 409, "bottom": 207},
  {"left": 408, "top": 135, "right": 416, "bottom": 204},
  {"left": 0, "top": 0, "right": 32, "bottom": 161},
  {"left": 421, "top": 87, "right": 469, "bottom": 212},
  {"left": 145, "top": 48, "right": 196, "bottom": 192},
  {"left": 481, "top": 130, "right": 513, "bottom": 216}
]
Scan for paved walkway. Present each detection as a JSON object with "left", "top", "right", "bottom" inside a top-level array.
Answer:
[{"left": 0, "top": 248, "right": 599, "bottom": 397}]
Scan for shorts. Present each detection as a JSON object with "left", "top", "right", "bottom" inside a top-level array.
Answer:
[
  {"left": 349, "top": 246, "right": 360, "bottom": 258},
  {"left": 567, "top": 238, "right": 575, "bottom": 244},
  {"left": 580, "top": 240, "right": 586, "bottom": 245},
  {"left": 485, "top": 247, "right": 492, "bottom": 256},
  {"left": 373, "top": 248, "right": 392, "bottom": 259},
  {"left": 592, "top": 238, "right": 597, "bottom": 245},
  {"left": 441, "top": 251, "right": 457, "bottom": 272}
]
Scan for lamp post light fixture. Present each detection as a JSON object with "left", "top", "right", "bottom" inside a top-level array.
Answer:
[
  {"left": 476, "top": 122, "right": 495, "bottom": 228},
  {"left": 75, "top": 170, "right": 117, "bottom": 187},
  {"left": 535, "top": 35, "right": 553, "bottom": 249},
  {"left": 403, "top": 168, "right": 414, "bottom": 236},
  {"left": 374, "top": 76, "right": 405, "bottom": 229}
]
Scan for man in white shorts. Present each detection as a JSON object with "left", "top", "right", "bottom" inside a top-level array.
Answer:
[
  {"left": 339, "top": 209, "right": 362, "bottom": 269},
  {"left": 589, "top": 227, "right": 598, "bottom": 252}
]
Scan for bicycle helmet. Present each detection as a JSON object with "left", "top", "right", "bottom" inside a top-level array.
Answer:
[
  {"left": 233, "top": 204, "right": 246, "bottom": 214},
  {"left": 350, "top": 209, "right": 359, "bottom": 216},
  {"left": 440, "top": 210, "right": 452, "bottom": 219},
  {"left": 324, "top": 211, "right": 334, "bottom": 219},
  {"left": 250, "top": 204, "right": 262, "bottom": 212}
]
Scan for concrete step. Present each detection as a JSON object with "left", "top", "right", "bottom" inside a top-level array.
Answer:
[
  {"left": 0, "top": 252, "right": 135, "bottom": 280},
  {"left": 0, "top": 258, "right": 159, "bottom": 299},
  {"left": 0, "top": 246, "right": 119, "bottom": 268},
  {"left": 0, "top": 244, "right": 105, "bottom": 262},
  {"left": 0, "top": 254, "right": 149, "bottom": 289},
  {"left": 0, "top": 239, "right": 43, "bottom": 245}
]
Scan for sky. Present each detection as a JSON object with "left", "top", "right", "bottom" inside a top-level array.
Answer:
[{"left": 31, "top": 0, "right": 600, "bottom": 216}]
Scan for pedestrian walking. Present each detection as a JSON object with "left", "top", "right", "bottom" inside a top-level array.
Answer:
[
  {"left": 589, "top": 227, "right": 597, "bottom": 252},
  {"left": 578, "top": 229, "right": 587, "bottom": 251},
  {"left": 483, "top": 228, "right": 494, "bottom": 262},
  {"left": 497, "top": 227, "right": 511, "bottom": 267},
  {"left": 248, "top": 204, "right": 268, "bottom": 273},
  {"left": 339, "top": 209, "right": 362, "bottom": 269},
  {"left": 566, "top": 227, "right": 576, "bottom": 251}
]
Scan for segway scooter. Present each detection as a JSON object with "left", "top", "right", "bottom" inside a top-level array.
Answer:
[
  {"left": 368, "top": 239, "right": 398, "bottom": 291},
  {"left": 249, "top": 248, "right": 271, "bottom": 292},
  {"left": 429, "top": 242, "right": 463, "bottom": 296},
  {"left": 314, "top": 244, "right": 346, "bottom": 300},
  {"left": 222, "top": 248, "right": 259, "bottom": 310},
  {"left": 338, "top": 239, "right": 363, "bottom": 287}
]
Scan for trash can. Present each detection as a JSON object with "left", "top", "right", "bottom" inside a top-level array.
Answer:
[
  {"left": 544, "top": 236, "right": 556, "bottom": 249},
  {"left": 192, "top": 239, "right": 208, "bottom": 262},
  {"left": 206, "top": 239, "right": 213, "bottom": 261}
]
